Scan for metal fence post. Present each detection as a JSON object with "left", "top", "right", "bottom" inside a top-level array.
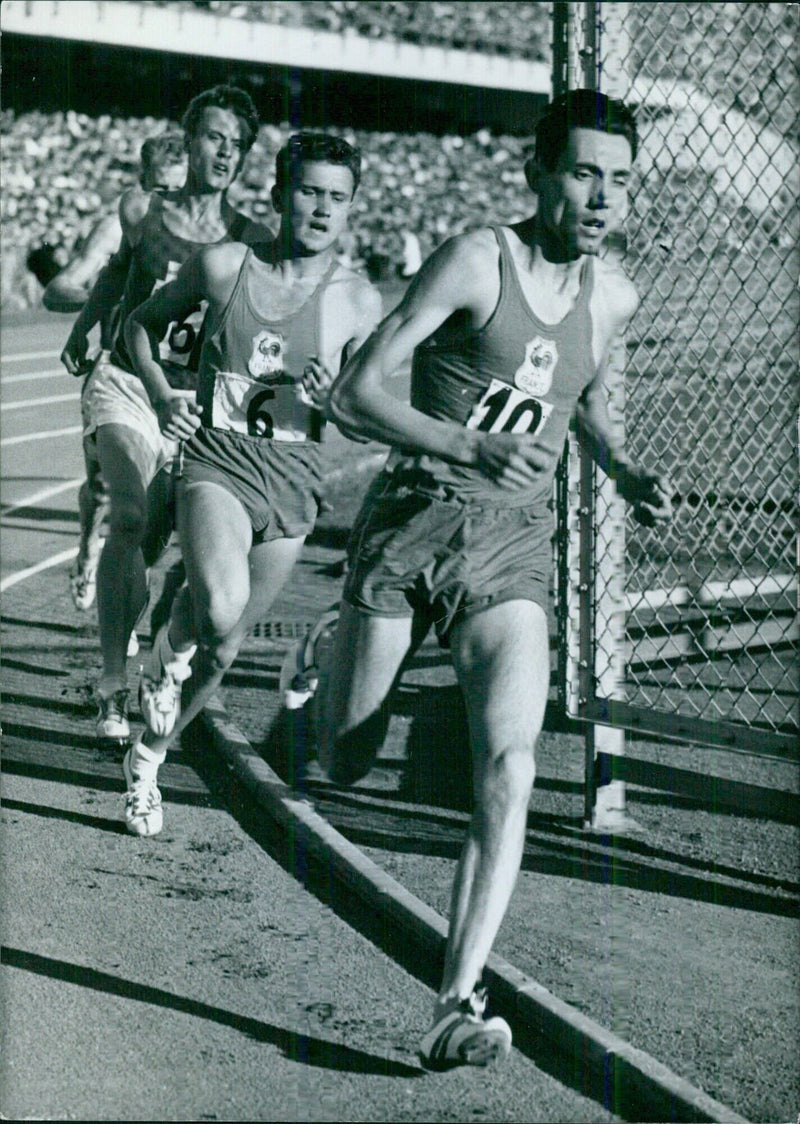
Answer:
[{"left": 583, "top": 1, "right": 638, "bottom": 831}]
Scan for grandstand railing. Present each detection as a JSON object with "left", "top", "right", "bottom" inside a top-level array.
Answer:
[
  {"left": 1, "top": 0, "right": 550, "bottom": 92},
  {"left": 553, "top": 1, "right": 799, "bottom": 828}
]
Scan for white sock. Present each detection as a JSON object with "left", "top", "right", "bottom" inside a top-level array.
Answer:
[
  {"left": 162, "top": 625, "right": 196, "bottom": 666},
  {"left": 131, "top": 740, "right": 166, "bottom": 780},
  {"left": 98, "top": 678, "right": 126, "bottom": 700}
]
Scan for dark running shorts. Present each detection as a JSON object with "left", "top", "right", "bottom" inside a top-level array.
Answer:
[
  {"left": 342, "top": 470, "right": 553, "bottom": 644},
  {"left": 180, "top": 426, "right": 323, "bottom": 543}
]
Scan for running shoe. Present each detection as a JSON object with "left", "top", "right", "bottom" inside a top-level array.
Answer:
[
  {"left": 122, "top": 742, "right": 163, "bottom": 837},
  {"left": 418, "top": 988, "right": 512, "bottom": 1071},
  {"left": 96, "top": 688, "right": 130, "bottom": 743},
  {"left": 278, "top": 605, "right": 340, "bottom": 710},
  {"left": 69, "top": 556, "right": 99, "bottom": 612},
  {"left": 127, "top": 631, "right": 140, "bottom": 659},
  {"left": 138, "top": 624, "right": 194, "bottom": 737}
]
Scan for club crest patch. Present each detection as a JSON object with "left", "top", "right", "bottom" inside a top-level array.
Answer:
[
  {"left": 248, "top": 329, "right": 286, "bottom": 381},
  {"left": 514, "top": 336, "right": 558, "bottom": 397}
]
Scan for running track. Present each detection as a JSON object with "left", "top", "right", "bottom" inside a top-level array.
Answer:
[{"left": 1, "top": 312, "right": 87, "bottom": 592}]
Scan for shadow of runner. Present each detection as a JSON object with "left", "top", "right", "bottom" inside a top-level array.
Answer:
[
  {"left": 1, "top": 946, "right": 422, "bottom": 1078},
  {"left": 1, "top": 797, "right": 125, "bottom": 834}
]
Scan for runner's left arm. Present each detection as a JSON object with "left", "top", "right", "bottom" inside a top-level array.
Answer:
[
  {"left": 301, "top": 281, "right": 383, "bottom": 411},
  {"left": 576, "top": 290, "right": 672, "bottom": 527}
]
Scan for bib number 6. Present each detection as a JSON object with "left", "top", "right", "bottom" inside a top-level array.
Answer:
[{"left": 466, "top": 379, "right": 553, "bottom": 436}]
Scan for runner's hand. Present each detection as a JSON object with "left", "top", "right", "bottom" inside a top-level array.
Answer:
[
  {"left": 154, "top": 394, "right": 203, "bottom": 442},
  {"left": 299, "top": 357, "right": 334, "bottom": 410},
  {"left": 476, "top": 431, "right": 553, "bottom": 490},
  {"left": 61, "top": 329, "right": 89, "bottom": 376},
  {"left": 618, "top": 468, "right": 673, "bottom": 526}
]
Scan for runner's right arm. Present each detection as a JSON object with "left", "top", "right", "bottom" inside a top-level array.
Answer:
[
  {"left": 59, "top": 190, "right": 144, "bottom": 375},
  {"left": 125, "top": 242, "right": 245, "bottom": 442},
  {"left": 43, "top": 212, "right": 122, "bottom": 314},
  {"left": 328, "top": 232, "right": 556, "bottom": 491}
]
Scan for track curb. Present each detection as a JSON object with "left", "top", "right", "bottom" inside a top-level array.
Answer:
[{"left": 200, "top": 696, "right": 750, "bottom": 1124}]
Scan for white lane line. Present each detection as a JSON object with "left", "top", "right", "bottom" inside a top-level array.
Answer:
[
  {"left": 1, "top": 545, "right": 78, "bottom": 593},
  {"left": 1, "top": 425, "right": 82, "bottom": 448},
  {"left": 1, "top": 477, "right": 83, "bottom": 515},
  {"left": 2, "top": 368, "right": 70, "bottom": 385},
  {"left": 2, "top": 392, "right": 81, "bottom": 412},
  {"left": 2, "top": 349, "right": 62, "bottom": 363}
]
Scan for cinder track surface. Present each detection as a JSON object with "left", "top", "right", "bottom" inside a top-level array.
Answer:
[{"left": 2, "top": 312, "right": 798, "bottom": 1122}]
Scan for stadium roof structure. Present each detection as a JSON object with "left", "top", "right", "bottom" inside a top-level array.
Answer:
[{"left": 1, "top": 0, "right": 551, "bottom": 95}]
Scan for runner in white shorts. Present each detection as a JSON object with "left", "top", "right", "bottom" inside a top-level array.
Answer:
[
  {"left": 48, "top": 131, "right": 187, "bottom": 618},
  {"left": 60, "top": 85, "right": 270, "bottom": 743}
]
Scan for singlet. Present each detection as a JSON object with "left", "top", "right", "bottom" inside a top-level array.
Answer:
[
  {"left": 390, "top": 225, "right": 598, "bottom": 507},
  {"left": 110, "top": 193, "right": 248, "bottom": 390},
  {"left": 196, "top": 247, "right": 334, "bottom": 443}
]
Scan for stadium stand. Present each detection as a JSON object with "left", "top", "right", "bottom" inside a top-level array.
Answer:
[{"left": 159, "top": 1, "right": 551, "bottom": 60}]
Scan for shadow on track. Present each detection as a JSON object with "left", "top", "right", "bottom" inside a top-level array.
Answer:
[{"left": 1, "top": 946, "right": 422, "bottom": 1078}]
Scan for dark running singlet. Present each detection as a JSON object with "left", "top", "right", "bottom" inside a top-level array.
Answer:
[
  {"left": 196, "top": 247, "right": 334, "bottom": 443},
  {"left": 110, "top": 193, "right": 247, "bottom": 391},
  {"left": 391, "top": 225, "right": 597, "bottom": 507}
]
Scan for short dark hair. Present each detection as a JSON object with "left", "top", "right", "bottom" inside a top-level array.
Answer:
[
  {"left": 275, "top": 132, "right": 362, "bottom": 195},
  {"left": 139, "top": 130, "right": 185, "bottom": 186},
  {"left": 181, "top": 85, "right": 260, "bottom": 153},
  {"left": 534, "top": 89, "right": 638, "bottom": 171}
]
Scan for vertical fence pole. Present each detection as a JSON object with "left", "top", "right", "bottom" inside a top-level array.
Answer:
[
  {"left": 583, "top": 0, "right": 638, "bottom": 831},
  {"left": 552, "top": 2, "right": 637, "bottom": 831},
  {"left": 553, "top": 2, "right": 581, "bottom": 725}
]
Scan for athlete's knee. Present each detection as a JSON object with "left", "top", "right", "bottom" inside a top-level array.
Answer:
[
  {"left": 107, "top": 495, "right": 148, "bottom": 544},
  {"left": 194, "top": 587, "right": 248, "bottom": 669},
  {"left": 323, "top": 707, "right": 389, "bottom": 786},
  {"left": 481, "top": 739, "right": 537, "bottom": 806}
]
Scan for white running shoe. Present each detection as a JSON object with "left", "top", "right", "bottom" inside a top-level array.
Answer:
[
  {"left": 138, "top": 625, "right": 195, "bottom": 737},
  {"left": 70, "top": 555, "right": 100, "bottom": 612},
  {"left": 122, "top": 743, "right": 163, "bottom": 837},
  {"left": 96, "top": 688, "right": 130, "bottom": 743},
  {"left": 418, "top": 989, "right": 512, "bottom": 1071},
  {"left": 278, "top": 605, "right": 340, "bottom": 710}
]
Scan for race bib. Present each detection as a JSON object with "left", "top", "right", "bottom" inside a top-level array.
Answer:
[
  {"left": 465, "top": 378, "right": 554, "bottom": 436},
  {"left": 160, "top": 303, "right": 206, "bottom": 370},
  {"left": 152, "top": 261, "right": 207, "bottom": 374},
  {"left": 211, "top": 370, "right": 318, "bottom": 442}
]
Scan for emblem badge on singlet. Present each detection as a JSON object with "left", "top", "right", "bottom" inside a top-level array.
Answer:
[
  {"left": 514, "top": 336, "right": 558, "bottom": 396},
  {"left": 212, "top": 328, "right": 314, "bottom": 442},
  {"left": 248, "top": 329, "right": 285, "bottom": 382},
  {"left": 466, "top": 333, "right": 558, "bottom": 438}
]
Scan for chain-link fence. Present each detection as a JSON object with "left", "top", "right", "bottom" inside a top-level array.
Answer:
[{"left": 556, "top": 1, "right": 798, "bottom": 759}]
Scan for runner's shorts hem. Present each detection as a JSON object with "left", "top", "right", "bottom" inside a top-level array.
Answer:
[
  {"left": 342, "top": 470, "right": 553, "bottom": 644},
  {"left": 81, "top": 355, "right": 177, "bottom": 469},
  {"left": 180, "top": 426, "right": 323, "bottom": 543}
]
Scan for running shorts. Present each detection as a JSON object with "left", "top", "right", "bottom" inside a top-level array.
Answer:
[
  {"left": 180, "top": 426, "right": 323, "bottom": 543},
  {"left": 342, "top": 469, "right": 554, "bottom": 644},
  {"left": 82, "top": 355, "right": 178, "bottom": 470}
]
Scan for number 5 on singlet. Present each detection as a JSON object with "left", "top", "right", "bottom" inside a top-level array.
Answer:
[{"left": 465, "top": 378, "right": 554, "bottom": 435}]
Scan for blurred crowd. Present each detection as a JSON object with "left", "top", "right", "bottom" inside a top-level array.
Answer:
[
  {"left": 161, "top": 1, "right": 551, "bottom": 60},
  {"left": 1, "top": 111, "right": 535, "bottom": 308}
]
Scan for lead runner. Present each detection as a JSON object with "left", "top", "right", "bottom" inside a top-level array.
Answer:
[{"left": 323, "top": 89, "right": 673, "bottom": 1069}]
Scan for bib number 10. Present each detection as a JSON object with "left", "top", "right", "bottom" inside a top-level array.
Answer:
[{"left": 465, "top": 378, "right": 553, "bottom": 435}]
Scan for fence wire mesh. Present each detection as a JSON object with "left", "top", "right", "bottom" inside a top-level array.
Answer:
[{"left": 560, "top": 2, "right": 799, "bottom": 747}]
